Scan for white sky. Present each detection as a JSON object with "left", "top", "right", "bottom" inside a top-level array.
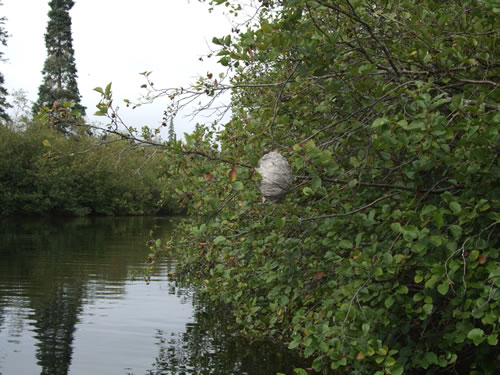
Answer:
[{"left": 1, "top": 0, "right": 235, "bottom": 138}]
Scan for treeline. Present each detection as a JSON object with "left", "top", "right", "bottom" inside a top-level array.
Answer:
[{"left": 0, "top": 120, "right": 180, "bottom": 216}]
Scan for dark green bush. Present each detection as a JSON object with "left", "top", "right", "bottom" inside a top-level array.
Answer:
[
  {"left": 0, "top": 121, "right": 170, "bottom": 216},
  {"left": 164, "top": 1, "right": 499, "bottom": 373}
]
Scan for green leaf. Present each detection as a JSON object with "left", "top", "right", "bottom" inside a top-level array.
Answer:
[
  {"left": 450, "top": 202, "right": 462, "bottom": 214},
  {"left": 469, "top": 250, "right": 479, "bottom": 261},
  {"left": 288, "top": 336, "right": 301, "bottom": 349},
  {"left": 319, "top": 341, "right": 329, "bottom": 353},
  {"left": 372, "top": 117, "right": 389, "bottom": 128},
  {"left": 349, "top": 156, "right": 361, "bottom": 167},
  {"left": 430, "top": 235, "right": 443, "bottom": 246},
  {"left": 414, "top": 272, "right": 423, "bottom": 283},
  {"left": 279, "top": 295, "right": 289, "bottom": 305},
  {"left": 311, "top": 176, "right": 322, "bottom": 190},
  {"left": 212, "top": 36, "right": 223, "bottom": 45},
  {"left": 303, "top": 336, "right": 312, "bottom": 347},
  {"left": 438, "top": 14, "right": 449, "bottom": 26},
  {"left": 303, "top": 187, "right": 313, "bottom": 196},
  {"left": 401, "top": 225, "right": 419, "bottom": 241},
  {"left": 213, "top": 236, "right": 227, "bottom": 245},
  {"left": 487, "top": 334, "right": 498, "bottom": 346},
  {"left": 397, "top": 285, "right": 409, "bottom": 294},
  {"left": 423, "top": 303, "right": 433, "bottom": 314},
  {"left": 421, "top": 204, "right": 437, "bottom": 217},
  {"left": 467, "top": 328, "right": 485, "bottom": 346},
  {"left": 233, "top": 181, "right": 244, "bottom": 190},
  {"left": 384, "top": 356, "right": 397, "bottom": 367},
  {"left": 385, "top": 296, "right": 395, "bottom": 308},
  {"left": 339, "top": 240, "right": 353, "bottom": 249},
  {"left": 422, "top": 352, "right": 438, "bottom": 369},
  {"left": 390, "top": 364, "right": 404, "bottom": 375},
  {"left": 105, "top": 82, "right": 112, "bottom": 96},
  {"left": 409, "top": 120, "right": 426, "bottom": 130},
  {"left": 437, "top": 282, "right": 449, "bottom": 295},
  {"left": 425, "top": 274, "right": 439, "bottom": 289},
  {"left": 433, "top": 211, "right": 445, "bottom": 229},
  {"left": 377, "top": 347, "right": 388, "bottom": 355},
  {"left": 219, "top": 56, "right": 231, "bottom": 66},
  {"left": 261, "top": 22, "right": 273, "bottom": 34},
  {"left": 391, "top": 222, "right": 402, "bottom": 232},
  {"left": 449, "top": 225, "right": 462, "bottom": 240}
]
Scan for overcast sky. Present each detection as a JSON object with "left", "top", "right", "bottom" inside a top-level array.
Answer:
[{"left": 1, "top": 0, "right": 235, "bottom": 138}]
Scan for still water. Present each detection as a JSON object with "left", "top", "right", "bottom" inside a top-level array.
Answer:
[{"left": 0, "top": 216, "right": 304, "bottom": 375}]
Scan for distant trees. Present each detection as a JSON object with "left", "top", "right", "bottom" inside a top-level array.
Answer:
[
  {"left": 0, "top": 1, "right": 10, "bottom": 122},
  {"left": 0, "top": 122, "right": 170, "bottom": 216},
  {"left": 33, "top": 0, "right": 85, "bottom": 128}
]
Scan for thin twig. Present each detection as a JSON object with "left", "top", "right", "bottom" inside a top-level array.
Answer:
[
  {"left": 301, "top": 192, "right": 398, "bottom": 221},
  {"left": 269, "top": 59, "right": 303, "bottom": 145},
  {"left": 457, "top": 79, "right": 499, "bottom": 87},
  {"left": 340, "top": 276, "right": 373, "bottom": 347},
  {"left": 296, "top": 175, "right": 460, "bottom": 194},
  {"left": 315, "top": 0, "right": 400, "bottom": 77}
]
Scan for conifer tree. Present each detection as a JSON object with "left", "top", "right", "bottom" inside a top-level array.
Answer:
[
  {"left": 33, "top": 0, "right": 85, "bottom": 119},
  {"left": 168, "top": 118, "right": 175, "bottom": 143},
  {"left": 0, "top": 1, "right": 11, "bottom": 122}
]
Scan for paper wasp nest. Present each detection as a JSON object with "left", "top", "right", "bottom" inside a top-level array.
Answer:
[{"left": 256, "top": 151, "right": 293, "bottom": 202}]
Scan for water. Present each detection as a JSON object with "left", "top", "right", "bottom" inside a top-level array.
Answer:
[{"left": 0, "top": 216, "right": 304, "bottom": 375}]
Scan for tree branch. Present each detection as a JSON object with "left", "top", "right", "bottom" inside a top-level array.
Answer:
[
  {"left": 315, "top": 0, "right": 400, "bottom": 77},
  {"left": 296, "top": 175, "right": 461, "bottom": 194},
  {"left": 300, "top": 192, "right": 398, "bottom": 221}
]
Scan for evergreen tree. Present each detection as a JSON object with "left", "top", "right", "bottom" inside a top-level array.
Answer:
[
  {"left": 0, "top": 1, "right": 11, "bottom": 122},
  {"left": 168, "top": 118, "right": 175, "bottom": 143},
  {"left": 33, "top": 0, "right": 85, "bottom": 120}
]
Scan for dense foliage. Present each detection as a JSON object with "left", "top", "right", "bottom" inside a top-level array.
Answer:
[
  {"left": 33, "top": 0, "right": 85, "bottom": 123},
  {"left": 139, "top": 0, "right": 500, "bottom": 374},
  {"left": 0, "top": 120, "right": 173, "bottom": 216}
]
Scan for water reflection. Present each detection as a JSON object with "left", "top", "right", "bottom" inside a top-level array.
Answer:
[
  {"left": 145, "top": 289, "right": 307, "bottom": 375},
  {"left": 0, "top": 216, "right": 174, "bottom": 375},
  {"left": 33, "top": 282, "right": 83, "bottom": 375},
  {"left": 0, "top": 217, "right": 305, "bottom": 375}
]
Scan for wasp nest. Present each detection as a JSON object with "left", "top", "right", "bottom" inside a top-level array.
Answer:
[{"left": 256, "top": 151, "right": 293, "bottom": 202}]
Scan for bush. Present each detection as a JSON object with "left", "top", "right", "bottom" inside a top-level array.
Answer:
[
  {"left": 0, "top": 121, "right": 170, "bottom": 216},
  {"left": 165, "top": 1, "right": 499, "bottom": 373}
]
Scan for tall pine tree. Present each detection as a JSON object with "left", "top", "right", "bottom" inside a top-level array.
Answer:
[
  {"left": 0, "top": 1, "right": 11, "bottom": 122},
  {"left": 33, "top": 0, "right": 85, "bottom": 119},
  {"left": 168, "top": 118, "right": 175, "bottom": 143}
]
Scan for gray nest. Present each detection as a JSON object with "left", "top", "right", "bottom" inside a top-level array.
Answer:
[{"left": 256, "top": 151, "right": 293, "bottom": 202}]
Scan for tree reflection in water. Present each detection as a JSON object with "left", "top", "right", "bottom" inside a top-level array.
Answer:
[
  {"left": 1, "top": 217, "right": 306, "bottom": 375},
  {"left": 32, "top": 282, "right": 84, "bottom": 375},
  {"left": 146, "top": 289, "right": 307, "bottom": 375},
  {"left": 0, "top": 216, "right": 173, "bottom": 375}
]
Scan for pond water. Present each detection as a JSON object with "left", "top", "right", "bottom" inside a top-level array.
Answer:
[{"left": 0, "top": 216, "right": 305, "bottom": 375}]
